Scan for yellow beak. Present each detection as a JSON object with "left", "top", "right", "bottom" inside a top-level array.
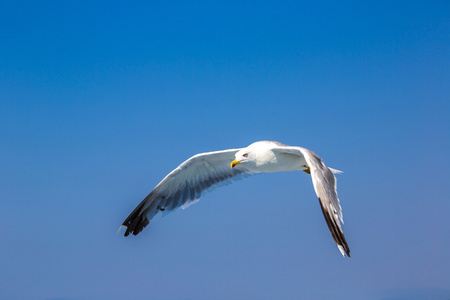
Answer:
[{"left": 230, "top": 160, "right": 241, "bottom": 168}]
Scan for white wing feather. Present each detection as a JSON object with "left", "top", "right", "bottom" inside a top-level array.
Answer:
[{"left": 122, "top": 149, "right": 255, "bottom": 236}]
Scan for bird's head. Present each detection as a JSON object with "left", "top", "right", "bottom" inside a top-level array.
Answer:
[
  {"left": 231, "top": 150, "right": 250, "bottom": 168},
  {"left": 231, "top": 141, "right": 277, "bottom": 170}
]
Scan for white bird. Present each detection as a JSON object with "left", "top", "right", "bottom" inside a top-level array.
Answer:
[{"left": 122, "top": 141, "right": 350, "bottom": 257}]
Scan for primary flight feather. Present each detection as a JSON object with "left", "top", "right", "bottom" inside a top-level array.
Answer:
[{"left": 122, "top": 141, "right": 350, "bottom": 257}]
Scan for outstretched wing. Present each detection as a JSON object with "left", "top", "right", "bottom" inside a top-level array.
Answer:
[
  {"left": 122, "top": 149, "right": 255, "bottom": 237},
  {"left": 272, "top": 146, "right": 350, "bottom": 257}
]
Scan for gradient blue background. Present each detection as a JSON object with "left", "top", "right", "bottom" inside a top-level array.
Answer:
[{"left": 1, "top": 1, "right": 449, "bottom": 299}]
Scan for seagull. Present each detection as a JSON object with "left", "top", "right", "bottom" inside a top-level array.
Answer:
[{"left": 121, "top": 141, "right": 350, "bottom": 257}]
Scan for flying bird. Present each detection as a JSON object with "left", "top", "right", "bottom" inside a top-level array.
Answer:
[{"left": 122, "top": 141, "right": 350, "bottom": 257}]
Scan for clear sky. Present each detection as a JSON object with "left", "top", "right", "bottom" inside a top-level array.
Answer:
[{"left": 1, "top": 1, "right": 449, "bottom": 299}]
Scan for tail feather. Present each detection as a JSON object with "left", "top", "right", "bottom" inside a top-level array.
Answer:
[{"left": 329, "top": 168, "right": 343, "bottom": 174}]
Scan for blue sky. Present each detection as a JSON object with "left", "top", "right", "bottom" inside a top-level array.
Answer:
[{"left": 1, "top": 1, "right": 449, "bottom": 299}]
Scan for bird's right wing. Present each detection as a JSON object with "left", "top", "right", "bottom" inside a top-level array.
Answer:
[
  {"left": 122, "top": 148, "right": 256, "bottom": 236},
  {"left": 272, "top": 146, "right": 350, "bottom": 257}
]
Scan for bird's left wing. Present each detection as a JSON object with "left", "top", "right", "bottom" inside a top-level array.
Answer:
[
  {"left": 122, "top": 148, "right": 255, "bottom": 236},
  {"left": 272, "top": 146, "right": 350, "bottom": 257}
]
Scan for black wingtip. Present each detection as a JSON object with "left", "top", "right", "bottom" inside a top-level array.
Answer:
[
  {"left": 122, "top": 195, "right": 153, "bottom": 237},
  {"left": 318, "top": 197, "right": 351, "bottom": 257},
  {"left": 123, "top": 216, "right": 150, "bottom": 237},
  {"left": 123, "top": 217, "right": 150, "bottom": 236}
]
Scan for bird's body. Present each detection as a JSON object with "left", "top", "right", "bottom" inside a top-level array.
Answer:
[
  {"left": 236, "top": 141, "right": 307, "bottom": 172},
  {"left": 122, "top": 141, "right": 350, "bottom": 257}
]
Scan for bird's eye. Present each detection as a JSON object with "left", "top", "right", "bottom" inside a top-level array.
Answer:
[{"left": 243, "top": 153, "right": 248, "bottom": 157}]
